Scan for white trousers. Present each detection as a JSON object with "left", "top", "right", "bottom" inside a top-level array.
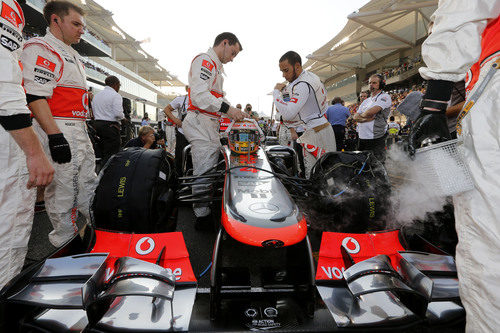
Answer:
[
  {"left": 0, "top": 127, "right": 35, "bottom": 288},
  {"left": 34, "top": 119, "right": 96, "bottom": 247},
  {"left": 297, "top": 125, "right": 337, "bottom": 178},
  {"left": 454, "top": 57, "right": 500, "bottom": 333},
  {"left": 278, "top": 124, "right": 291, "bottom": 147},
  {"left": 165, "top": 125, "right": 176, "bottom": 155},
  {"left": 182, "top": 112, "right": 221, "bottom": 218}
]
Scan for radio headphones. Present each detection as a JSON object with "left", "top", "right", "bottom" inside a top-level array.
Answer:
[{"left": 375, "top": 74, "right": 386, "bottom": 90}]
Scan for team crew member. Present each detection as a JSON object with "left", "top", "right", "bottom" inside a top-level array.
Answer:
[
  {"left": 353, "top": 74, "right": 391, "bottom": 162},
  {"left": 92, "top": 75, "right": 124, "bottom": 166},
  {"left": 273, "top": 51, "right": 336, "bottom": 178},
  {"left": 21, "top": 1, "right": 96, "bottom": 248},
  {"left": 163, "top": 86, "right": 190, "bottom": 174},
  {"left": 0, "top": 0, "right": 54, "bottom": 288},
  {"left": 409, "top": 1, "right": 500, "bottom": 331},
  {"left": 124, "top": 125, "right": 157, "bottom": 149},
  {"left": 183, "top": 32, "right": 246, "bottom": 228}
]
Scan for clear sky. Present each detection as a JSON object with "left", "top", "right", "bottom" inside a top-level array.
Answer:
[{"left": 96, "top": 0, "right": 370, "bottom": 117}]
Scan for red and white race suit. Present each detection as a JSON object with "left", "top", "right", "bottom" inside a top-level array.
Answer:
[
  {"left": 419, "top": 1, "right": 500, "bottom": 331},
  {"left": 0, "top": 0, "right": 36, "bottom": 289},
  {"left": 183, "top": 47, "right": 229, "bottom": 217},
  {"left": 273, "top": 70, "right": 336, "bottom": 177},
  {"left": 21, "top": 28, "right": 96, "bottom": 248}
]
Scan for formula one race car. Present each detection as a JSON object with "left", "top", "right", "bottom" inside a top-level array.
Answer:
[{"left": 0, "top": 120, "right": 464, "bottom": 332}]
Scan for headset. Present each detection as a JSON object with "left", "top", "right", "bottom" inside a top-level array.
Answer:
[{"left": 374, "top": 73, "right": 386, "bottom": 90}]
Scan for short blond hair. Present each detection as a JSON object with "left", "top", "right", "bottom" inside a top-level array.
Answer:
[{"left": 138, "top": 125, "right": 154, "bottom": 137}]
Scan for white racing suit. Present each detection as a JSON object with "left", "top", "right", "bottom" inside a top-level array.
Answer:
[
  {"left": 273, "top": 70, "right": 336, "bottom": 178},
  {"left": 21, "top": 29, "right": 96, "bottom": 248},
  {"left": 419, "top": 1, "right": 500, "bottom": 331},
  {"left": 0, "top": 0, "right": 36, "bottom": 288},
  {"left": 183, "top": 48, "right": 229, "bottom": 218},
  {"left": 278, "top": 120, "right": 292, "bottom": 146}
]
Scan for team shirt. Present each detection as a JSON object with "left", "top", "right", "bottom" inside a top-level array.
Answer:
[
  {"left": 91, "top": 86, "right": 124, "bottom": 122},
  {"left": 356, "top": 91, "right": 392, "bottom": 139}
]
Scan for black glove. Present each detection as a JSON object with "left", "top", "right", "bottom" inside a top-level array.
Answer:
[
  {"left": 408, "top": 110, "right": 450, "bottom": 157},
  {"left": 48, "top": 133, "right": 71, "bottom": 164}
]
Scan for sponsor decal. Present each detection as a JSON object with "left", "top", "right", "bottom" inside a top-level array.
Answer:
[
  {"left": 64, "top": 57, "right": 75, "bottom": 64},
  {"left": 200, "top": 73, "right": 209, "bottom": 80},
  {"left": 245, "top": 308, "right": 258, "bottom": 318},
  {"left": 1, "top": 2, "right": 22, "bottom": 28},
  {"left": 321, "top": 266, "right": 345, "bottom": 279},
  {"left": 165, "top": 268, "right": 182, "bottom": 281},
  {"left": 381, "top": 97, "right": 387, "bottom": 102},
  {"left": 290, "top": 98, "right": 298, "bottom": 103},
  {"left": 71, "top": 110, "right": 88, "bottom": 118},
  {"left": 302, "top": 143, "right": 326, "bottom": 159},
  {"left": 201, "top": 59, "right": 214, "bottom": 71},
  {"left": 117, "top": 176, "right": 126, "bottom": 197},
  {"left": 34, "top": 75, "right": 49, "bottom": 84},
  {"left": 0, "top": 22, "right": 22, "bottom": 42},
  {"left": 0, "top": 34, "right": 18, "bottom": 51},
  {"left": 36, "top": 56, "right": 56, "bottom": 72},
  {"left": 342, "top": 237, "right": 361, "bottom": 254},
  {"left": 200, "top": 67, "right": 212, "bottom": 75},
  {"left": 34, "top": 67, "right": 55, "bottom": 79},
  {"left": 264, "top": 307, "right": 278, "bottom": 318},
  {"left": 135, "top": 236, "right": 155, "bottom": 255},
  {"left": 82, "top": 91, "right": 89, "bottom": 112}
]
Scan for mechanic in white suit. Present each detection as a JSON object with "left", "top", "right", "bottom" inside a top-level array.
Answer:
[
  {"left": 21, "top": 1, "right": 96, "bottom": 247},
  {"left": 0, "top": 0, "right": 54, "bottom": 288},
  {"left": 182, "top": 32, "right": 246, "bottom": 229},
  {"left": 273, "top": 51, "right": 336, "bottom": 178},
  {"left": 408, "top": 1, "right": 500, "bottom": 331}
]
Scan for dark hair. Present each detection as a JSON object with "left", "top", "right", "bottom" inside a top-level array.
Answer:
[
  {"left": 332, "top": 97, "right": 342, "bottom": 105},
  {"left": 279, "top": 51, "right": 302, "bottom": 66},
  {"left": 105, "top": 75, "right": 120, "bottom": 87},
  {"left": 389, "top": 116, "right": 395, "bottom": 121},
  {"left": 213, "top": 32, "right": 242, "bottom": 51},
  {"left": 370, "top": 74, "right": 386, "bottom": 89},
  {"left": 44, "top": 1, "right": 84, "bottom": 24}
]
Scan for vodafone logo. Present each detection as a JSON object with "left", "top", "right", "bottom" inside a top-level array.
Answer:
[
  {"left": 36, "top": 56, "right": 56, "bottom": 72},
  {"left": 305, "top": 144, "right": 317, "bottom": 153},
  {"left": 342, "top": 237, "right": 361, "bottom": 254},
  {"left": 1, "top": 3, "right": 22, "bottom": 28},
  {"left": 135, "top": 236, "right": 155, "bottom": 255},
  {"left": 82, "top": 92, "right": 89, "bottom": 112},
  {"left": 72, "top": 110, "right": 88, "bottom": 117}
]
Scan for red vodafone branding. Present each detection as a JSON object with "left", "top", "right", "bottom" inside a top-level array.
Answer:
[
  {"left": 1, "top": 2, "right": 22, "bottom": 28},
  {"left": 316, "top": 231, "right": 405, "bottom": 281},
  {"left": 341, "top": 237, "right": 361, "bottom": 254},
  {"left": 202, "top": 59, "right": 214, "bottom": 71},
  {"left": 135, "top": 236, "right": 155, "bottom": 255},
  {"left": 91, "top": 230, "right": 197, "bottom": 283},
  {"left": 36, "top": 56, "right": 56, "bottom": 72}
]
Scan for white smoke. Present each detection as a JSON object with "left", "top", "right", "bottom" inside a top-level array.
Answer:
[{"left": 384, "top": 144, "right": 449, "bottom": 226}]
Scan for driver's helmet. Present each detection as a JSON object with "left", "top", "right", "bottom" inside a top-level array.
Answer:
[{"left": 228, "top": 121, "right": 260, "bottom": 154}]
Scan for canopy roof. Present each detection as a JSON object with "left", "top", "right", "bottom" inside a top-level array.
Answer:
[{"left": 305, "top": 0, "right": 437, "bottom": 84}]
